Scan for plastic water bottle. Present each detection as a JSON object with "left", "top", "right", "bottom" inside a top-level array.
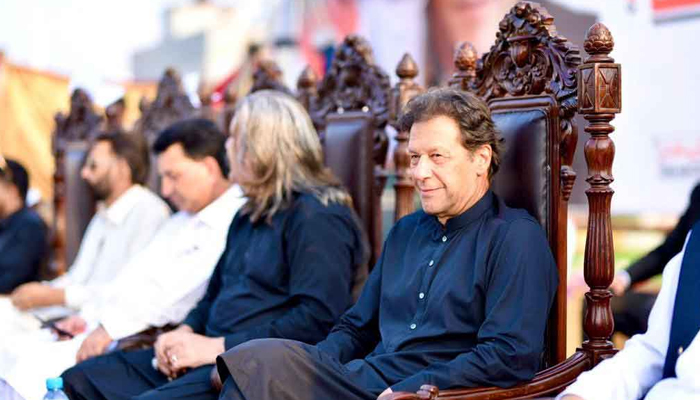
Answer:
[{"left": 43, "top": 377, "right": 69, "bottom": 400}]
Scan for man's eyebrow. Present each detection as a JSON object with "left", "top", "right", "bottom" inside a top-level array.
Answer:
[{"left": 408, "top": 146, "right": 450, "bottom": 154}]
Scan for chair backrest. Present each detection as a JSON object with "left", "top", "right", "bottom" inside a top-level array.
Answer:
[
  {"left": 303, "top": 35, "right": 392, "bottom": 266},
  {"left": 448, "top": 2, "right": 580, "bottom": 365},
  {"left": 52, "top": 88, "right": 102, "bottom": 274}
]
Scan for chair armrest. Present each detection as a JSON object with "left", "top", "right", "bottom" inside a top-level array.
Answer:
[
  {"left": 114, "top": 324, "right": 178, "bottom": 352},
  {"left": 385, "top": 351, "right": 591, "bottom": 400},
  {"left": 211, "top": 365, "right": 223, "bottom": 391}
]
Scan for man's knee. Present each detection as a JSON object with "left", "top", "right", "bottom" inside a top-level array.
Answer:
[
  {"left": 132, "top": 389, "right": 165, "bottom": 400},
  {"left": 62, "top": 363, "right": 90, "bottom": 397}
]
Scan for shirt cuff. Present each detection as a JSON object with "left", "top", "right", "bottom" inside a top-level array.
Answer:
[
  {"left": 63, "top": 285, "right": 89, "bottom": 310},
  {"left": 100, "top": 309, "right": 149, "bottom": 340},
  {"left": 390, "top": 374, "right": 430, "bottom": 394},
  {"left": 618, "top": 270, "right": 632, "bottom": 290}
]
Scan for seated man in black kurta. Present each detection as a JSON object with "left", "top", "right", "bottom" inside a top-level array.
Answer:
[
  {"left": 0, "top": 158, "right": 48, "bottom": 294},
  {"left": 215, "top": 88, "right": 560, "bottom": 400},
  {"left": 61, "top": 91, "right": 368, "bottom": 400}
]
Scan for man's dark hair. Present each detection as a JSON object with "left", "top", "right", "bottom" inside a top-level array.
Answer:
[
  {"left": 95, "top": 132, "right": 150, "bottom": 185},
  {"left": 153, "top": 118, "right": 229, "bottom": 177},
  {"left": 398, "top": 87, "right": 504, "bottom": 180},
  {"left": 0, "top": 159, "right": 30, "bottom": 205}
]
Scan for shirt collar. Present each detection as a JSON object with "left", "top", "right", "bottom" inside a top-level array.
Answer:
[
  {"left": 98, "top": 185, "right": 146, "bottom": 225},
  {"left": 0, "top": 207, "right": 28, "bottom": 230},
  {"left": 424, "top": 190, "right": 496, "bottom": 236},
  {"left": 194, "top": 184, "right": 245, "bottom": 231}
]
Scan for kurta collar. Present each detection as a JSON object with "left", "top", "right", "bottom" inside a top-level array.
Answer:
[
  {"left": 98, "top": 185, "right": 145, "bottom": 225},
  {"left": 425, "top": 190, "right": 495, "bottom": 238},
  {"left": 195, "top": 184, "right": 245, "bottom": 231}
]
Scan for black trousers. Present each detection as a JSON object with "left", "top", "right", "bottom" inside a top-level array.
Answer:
[
  {"left": 217, "top": 339, "right": 383, "bottom": 400},
  {"left": 61, "top": 348, "right": 218, "bottom": 400}
]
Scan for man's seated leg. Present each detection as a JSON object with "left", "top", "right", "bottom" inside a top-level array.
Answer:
[
  {"left": 64, "top": 348, "right": 219, "bottom": 400},
  {"left": 132, "top": 366, "right": 217, "bottom": 400},
  {"left": 217, "top": 339, "right": 378, "bottom": 400},
  {"left": 63, "top": 349, "right": 167, "bottom": 400}
]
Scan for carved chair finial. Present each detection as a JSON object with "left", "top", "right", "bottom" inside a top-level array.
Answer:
[
  {"left": 251, "top": 60, "right": 291, "bottom": 95},
  {"left": 396, "top": 53, "right": 419, "bottom": 81},
  {"left": 584, "top": 22, "right": 615, "bottom": 62},
  {"left": 297, "top": 66, "right": 318, "bottom": 90},
  {"left": 449, "top": 41, "right": 478, "bottom": 91}
]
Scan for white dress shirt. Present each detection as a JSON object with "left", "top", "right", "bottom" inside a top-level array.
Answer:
[
  {"left": 50, "top": 185, "right": 171, "bottom": 310},
  {"left": 0, "top": 185, "right": 245, "bottom": 400},
  {"left": 559, "top": 234, "right": 700, "bottom": 400},
  {"left": 80, "top": 184, "right": 246, "bottom": 339}
]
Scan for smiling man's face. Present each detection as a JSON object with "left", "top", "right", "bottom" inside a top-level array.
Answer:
[{"left": 408, "top": 115, "right": 491, "bottom": 225}]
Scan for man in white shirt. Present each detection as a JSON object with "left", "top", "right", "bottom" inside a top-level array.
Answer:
[
  {"left": 0, "top": 119, "right": 246, "bottom": 400},
  {"left": 2, "top": 132, "right": 170, "bottom": 334},
  {"left": 559, "top": 223, "right": 700, "bottom": 400}
]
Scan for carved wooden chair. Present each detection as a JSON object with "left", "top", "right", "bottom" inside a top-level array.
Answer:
[
  {"left": 299, "top": 35, "right": 393, "bottom": 266},
  {"left": 383, "top": 2, "right": 621, "bottom": 399},
  {"left": 133, "top": 68, "right": 195, "bottom": 192},
  {"left": 51, "top": 88, "right": 102, "bottom": 276}
]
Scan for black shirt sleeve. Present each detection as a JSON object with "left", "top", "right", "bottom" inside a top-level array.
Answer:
[
  {"left": 182, "top": 230, "right": 228, "bottom": 334},
  {"left": 390, "top": 218, "right": 559, "bottom": 392},
  {"left": 221, "top": 208, "right": 360, "bottom": 350},
  {"left": 627, "top": 183, "right": 700, "bottom": 284},
  {"left": 315, "top": 243, "right": 384, "bottom": 363},
  {"left": 0, "top": 214, "right": 47, "bottom": 294}
]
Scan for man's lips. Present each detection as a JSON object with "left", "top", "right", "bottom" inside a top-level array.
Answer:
[{"left": 418, "top": 187, "right": 442, "bottom": 194}]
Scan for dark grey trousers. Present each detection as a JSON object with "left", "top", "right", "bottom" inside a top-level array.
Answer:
[{"left": 217, "top": 339, "right": 385, "bottom": 400}]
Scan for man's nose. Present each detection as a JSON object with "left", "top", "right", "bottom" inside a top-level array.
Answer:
[{"left": 412, "top": 156, "right": 432, "bottom": 181}]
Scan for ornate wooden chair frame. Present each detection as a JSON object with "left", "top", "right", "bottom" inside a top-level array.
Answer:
[{"left": 384, "top": 2, "right": 621, "bottom": 399}]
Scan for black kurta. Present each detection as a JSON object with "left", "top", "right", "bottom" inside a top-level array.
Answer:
[
  {"left": 61, "top": 192, "right": 367, "bottom": 400},
  {"left": 0, "top": 207, "right": 48, "bottom": 293},
  {"left": 218, "top": 190, "right": 559, "bottom": 399}
]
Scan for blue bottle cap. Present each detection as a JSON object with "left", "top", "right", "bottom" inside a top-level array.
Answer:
[{"left": 46, "top": 377, "right": 63, "bottom": 390}]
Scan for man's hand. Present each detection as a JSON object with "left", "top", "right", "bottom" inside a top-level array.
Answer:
[
  {"left": 76, "top": 325, "right": 113, "bottom": 362},
  {"left": 378, "top": 387, "right": 393, "bottom": 399},
  {"left": 560, "top": 396, "right": 584, "bottom": 400},
  {"left": 10, "top": 282, "right": 65, "bottom": 310},
  {"left": 54, "top": 315, "right": 87, "bottom": 339},
  {"left": 153, "top": 325, "right": 224, "bottom": 378},
  {"left": 610, "top": 272, "right": 631, "bottom": 296}
]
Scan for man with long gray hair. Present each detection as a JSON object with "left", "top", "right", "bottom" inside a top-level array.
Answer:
[{"left": 62, "top": 90, "right": 368, "bottom": 400}]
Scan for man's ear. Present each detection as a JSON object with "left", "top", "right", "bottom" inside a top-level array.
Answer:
[
  {"left": 116, "top": 158, "right": 133, "bottom": 183},
  {"left": 203, "top": 156, "right": 224, "bottom": 179},
  {"left": 474, "top": 144, "right": 492, "bottom": 177}
]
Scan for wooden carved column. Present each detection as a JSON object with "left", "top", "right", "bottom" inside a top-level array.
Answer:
[
  {"left": 390, "top": 54, "right": 424, "bottom": 222},
  {"left": 579, "top": 22, "right": 621, "bottom": 365}
]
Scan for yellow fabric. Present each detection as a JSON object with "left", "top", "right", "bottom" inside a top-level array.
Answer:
[
  {"left": 122, "top": 81, "right": 157, "bottom": 130},
  {"left": 0, "top": 61, "right": 70, "bottom": 202}
]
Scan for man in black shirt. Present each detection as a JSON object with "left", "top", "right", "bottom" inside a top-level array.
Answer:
[
  {"left": 0, "top": 158, "right": 48, "bottom": 293},
  {"left": 214, "top": 88, "right": 559, "bottom": 400},
  {"left": 61, "top": 91, "right": 368, "bottom": 400}
]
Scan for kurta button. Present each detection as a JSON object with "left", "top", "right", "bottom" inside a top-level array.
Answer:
[
  {"left": 429, "top": 260, "right": 434, "bottom": 267},
  {"left": 441, "top": 236, "right": 447, "bottom": 242},
  {"left": 410, "top": 323, "right": 417, "bottom": 330},
  {"left": 678, "top": 346, "right": 684, "bottom": 355},
  {"left": 419, "top": 292, "right": 425, "bottom": 299}
]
